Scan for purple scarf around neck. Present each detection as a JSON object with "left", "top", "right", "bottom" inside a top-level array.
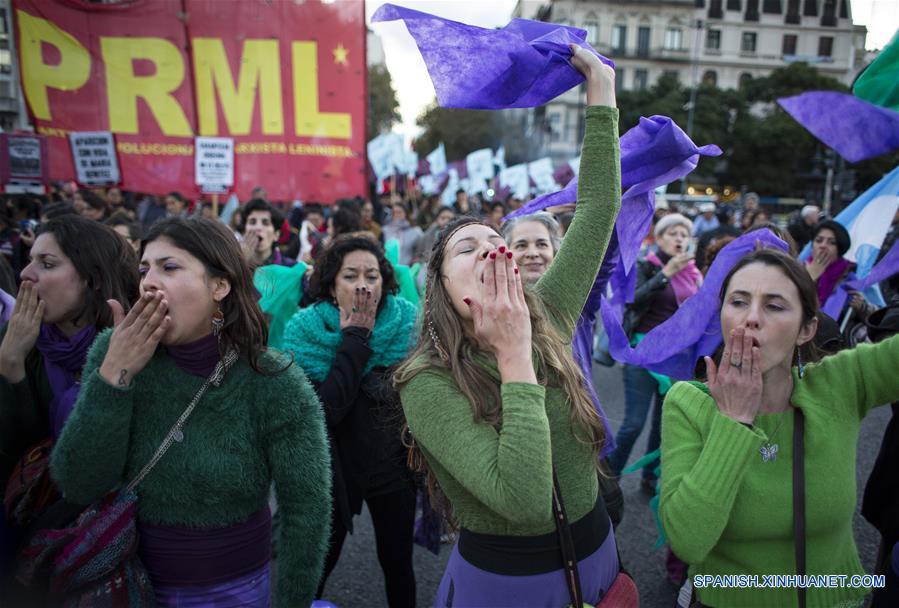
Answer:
[
  {"left": 35, "top": 323, "right": 98, "bottom": 440},
  {"left": 808, "top": 255, "right": 850, "bottom": 305},
  {"left": 166, "top": 333, "right": 221, "bottom": 378},
  {"left": 645, "top": 251, "right": 702, "bottom": 305},
  {"left": 0, "top": 288, "right": 14, "bottom": 325}
]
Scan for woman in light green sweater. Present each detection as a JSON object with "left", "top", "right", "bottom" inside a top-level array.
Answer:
[
  {"left": 394, "top": 47, "right": 622, "bottom": 607},
  {"left": 660, "top": 247, "right": 899, "bottom": 607}
]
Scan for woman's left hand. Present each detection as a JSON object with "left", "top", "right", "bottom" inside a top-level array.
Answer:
[{"left": 340, "top": 287, "right": 377, "bottom": 332}]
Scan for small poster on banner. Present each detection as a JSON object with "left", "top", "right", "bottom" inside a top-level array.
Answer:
[
  {"left": 7, "top": 136, "right": 43, "bottom": 180},
  {"left": 195, "top": 137, "right": 234, "bottom": 193},
  {"left": 69, "top": 132, "right": 119, "bottom": 186}
]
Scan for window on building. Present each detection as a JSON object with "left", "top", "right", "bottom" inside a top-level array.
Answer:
[
  {"left": 663, "top": 70, "right": 680, "bottom": 83},
  {"left": 0, "top": 9, "right": 7, "bottom": 35},
  {"left": 821, "top": 0, "right": 837, "bottom": 26},
  {"left": 706, "top": 29, "right": 722, "bottom": 50},
  {"left": 741, "top": 31, "right": 758, "bottom": 52},
  {"left": 803, "top": 0, "right": 818, "bottom": 17},
  {"left": 695, "top": 0, "right": 706, "bottom": 7},
  {"left": 0, "top": 81, "right": 10, "bottom": 99},
  {"left": 727, "top": 0, "right": 742, "bottom": 9},
  {"left": 702, "top": 70, "right": 718, "bottom": 87},
  {"left": 584, "top": 21, "right": 599, "bottom": 45},
  {"left": 637, "top": 26, "right": 651, "bottom": 57},
  {"left": 785, "top": 0, "right": 801, "bottom": 23},
  {"left": 708, "top": 0, "right": 724, "bottom": 19},
  {"left": 664, "top": 27, "right": 683, "bottom": 50},
  {"left": 745, "top": 0, "right": 760, "bottom": 20},
  {"left": 763, "top": 0, "right": 783, "bottom": 13},
  {"left": 634, "top": 69, "right": 649, "bottom": 91},
  {"left": 839, "top": 0, "right": 848, "bottom": 19},
  {"left": 782, "top": 33, "right": 798, "bottom": 55},
  {"left": 818, "top": 36, "right": 833, "bottom": 57},
  {"left": 738, "top": 73, "right": 754, "bottom": 89},
  {"left": 615, "top": 68, "right": 625, "bottom": 93},
  {"left": 612, "top": 25, "right": 627, "bottom": 53}
]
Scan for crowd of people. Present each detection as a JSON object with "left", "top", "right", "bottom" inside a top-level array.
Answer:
[{"left": 0, "top": 46, "right": 898, "bottom": 608}]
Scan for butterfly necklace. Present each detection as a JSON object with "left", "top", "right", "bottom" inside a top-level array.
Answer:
[{"left": 759, "top": 407, "right": 792, "bottom": 463}]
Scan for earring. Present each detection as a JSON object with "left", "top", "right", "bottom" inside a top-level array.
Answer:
[
  {"left": 797, "top": 349, "right": 805, "bottom": 379},
  {"left": 212, "top": 306, "right": 224, "bottom": 337}
]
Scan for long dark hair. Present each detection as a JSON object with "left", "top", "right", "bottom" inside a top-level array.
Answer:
[
  {"left": 719, "top": 248, "right": 820, "bottom": 366},
  {"left": 38, "top": 215, "right": 139, "bottom": 329},
  {"left": 142, "top": 217, "right": 278, "bottom": 374}
]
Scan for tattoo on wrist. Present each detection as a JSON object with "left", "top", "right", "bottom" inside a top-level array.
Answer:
[{"left": 118, "top": 369, "right": 128, "bottom": 386}]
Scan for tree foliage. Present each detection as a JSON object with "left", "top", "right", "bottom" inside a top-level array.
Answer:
[
  {"left": 413, "top": 104, "right": 503, "bottom": 159},
  {"left": 368, "top": 65, "right": 401, "bottom": 138}
]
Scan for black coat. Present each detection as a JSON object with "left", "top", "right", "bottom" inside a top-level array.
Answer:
[{"left": 312, "top": 327, "right": 412, "bottom": 531}]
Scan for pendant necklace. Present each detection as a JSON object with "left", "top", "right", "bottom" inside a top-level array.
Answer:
[{"left": 759, "top": 407, "right": 791, "bottom": 463}]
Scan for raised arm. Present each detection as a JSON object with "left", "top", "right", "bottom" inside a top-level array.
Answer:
[
  {"left": 401, "top": 370, "right": 552, "bottom": 525},
  {"left": 536, "top": 48, "right": 620, "bottom": 335}
]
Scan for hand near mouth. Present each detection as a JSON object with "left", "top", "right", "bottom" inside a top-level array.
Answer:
[{"left": 0, "top": 280, "right": 45, "bottom": 383}]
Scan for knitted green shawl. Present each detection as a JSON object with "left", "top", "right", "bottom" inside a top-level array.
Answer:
[{"left": 282, "top": 295, "right": 418, "bottom": 382}]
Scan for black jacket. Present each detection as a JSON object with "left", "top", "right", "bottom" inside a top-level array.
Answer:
[
  {"left": 312, "top": 327, "right": 412, "bottom": 531},
  {"left": 624, "top": 257, "right": 671, "bottom": 337}
]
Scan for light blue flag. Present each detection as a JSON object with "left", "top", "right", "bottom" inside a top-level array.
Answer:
[
  {"left": 219, "top": 193, "right": 240, "bottom": 227},
  {"left": 426, "top": 143, "right": 447, "bottom": 176},
  {"left": 801, "top": 165, "right": 899, "bottom": 307}
]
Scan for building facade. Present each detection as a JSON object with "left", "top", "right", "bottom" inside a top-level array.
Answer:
[
  {"left": 511, "top": 0, "right": 867, "bottom": 162},
  {"left": 0, "top": 0, "right": 29, "bottom": 132}
]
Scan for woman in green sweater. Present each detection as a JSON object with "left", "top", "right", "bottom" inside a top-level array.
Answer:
[
  {"left": 49, "top": 217, "right": 332, "bottom": 607},
  {"left": 660, "top": 247, "right": 899, "bottom": 607},
  {"left": 394, "top": 47, "right": 621, "bottom": 607}
]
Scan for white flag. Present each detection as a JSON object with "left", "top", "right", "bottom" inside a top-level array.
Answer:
[
  {"left": 500, "top": 164, "right": 530, "bottom": 199},
  {"left": 466, "top": 148, "right": 494, "bottom": 184},
  {"left": 403, "top": 150, "right": 419, "bottom": 178},
  {"left": 419, "top": 174, "right": 440, "bottom": 195},
  {"left": 442, "top": 169, "right": 460, "bottom": 206},
  {"left": 368, "top": 134, "right": 402, "bottom": 181},
  {"left": 427, "top": 143, "right": 447, "bottom": 176},
  {"left": 494, "top": 146, "right": 506, "bottom": 171},
  {"left": 528, "top": 158, "right": 556, "bottom": 194}
]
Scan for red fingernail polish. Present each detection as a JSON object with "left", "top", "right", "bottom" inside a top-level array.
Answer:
[
  {"left": 498, "top": 246, "right": 506, "bottom": 254},
  {"left": 514, "top": 268, "right": 519, "bottom": 274},
  {"left": 506, "top": 252, "right": 513, "bottom": 259},
  {"left": 490, "top": 252, "right": 497, "bottom": 259},
  {"left": 463, "top": 297, "right": 471, "bottom": 305}
]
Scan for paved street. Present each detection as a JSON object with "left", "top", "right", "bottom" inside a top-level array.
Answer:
[{"left": 321, "top": 362, "right": 889, "bottom": 608}]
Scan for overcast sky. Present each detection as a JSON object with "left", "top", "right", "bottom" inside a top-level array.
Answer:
[{"left": 366, "top": 0, "right": 898, "bottom": 142}]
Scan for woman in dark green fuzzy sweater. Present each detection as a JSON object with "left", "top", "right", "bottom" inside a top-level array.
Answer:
[{"left": 50, "top": 218, "right": 332, "bottom": 607}]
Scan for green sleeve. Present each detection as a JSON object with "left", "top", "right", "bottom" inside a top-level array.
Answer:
[
  {"left": 50, "top": 329, "right": 135, "bottom": 505},
  {"left": 535, "top": 106, "right": 621, "bottom": 336},
  {"left": 801, "top": 333, "right": 899, "bottom": 420},
  {"left": 659, "top": 381, "right": 768, "bottom": 565},
  {"left": 260, "top": 360, "right": 332, "bottom": 608},
  {"left": 401, "top": 371, "right": 552, "bottom": 525}
]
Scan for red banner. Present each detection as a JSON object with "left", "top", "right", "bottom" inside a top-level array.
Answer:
[{"left": 13, "top": 0, "right": 367, "bottom": 202}]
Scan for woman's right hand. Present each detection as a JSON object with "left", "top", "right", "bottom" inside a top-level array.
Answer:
[
  {"left": 464, "top": 248, "right": 535, "bottom": 383},
  {"left": 0, "top": 281, "right": 44, "bottom": 382},
  {"left": 705, "top": 328, "right": 762, "bottom": 425},
  {"left": 662, "top": 252, "right": 694, "bottom": 278},
  {"left": 339, "top": 287, "right": 378, "bottom": 333},
  {"left": 569, "top": 44, "right": 616, "bottom": 108},
  {"left": 805, "top": 249, "right": 834, "bottom": 281},
  {"left": 98, "top": 291, "right": 171, "bottom": 388}
]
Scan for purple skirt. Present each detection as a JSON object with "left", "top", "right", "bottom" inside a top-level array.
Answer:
[
  {"left": 152, "top": 563, "right": 271, "bottom": 608},
  {"left": 435, "top": 527, "right": 619, "bottom": 607}
]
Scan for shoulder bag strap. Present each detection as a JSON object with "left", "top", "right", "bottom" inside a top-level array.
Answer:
[
  {"left": 124, "top": 348, "right": 238, "bottom": 494},
  {"left": 552, "top": 468, "right": 584, "bottom": 608},
  {"left": 793, "top": 407, "right": 806, "bottom": 608}
]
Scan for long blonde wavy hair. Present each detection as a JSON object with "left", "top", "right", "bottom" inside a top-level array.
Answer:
[{"left": 394, "top": 217, "right": 606, "bottom": 526}]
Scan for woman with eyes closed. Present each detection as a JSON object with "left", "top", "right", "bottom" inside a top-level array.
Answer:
[
  {"left": 282, "top": 234, "right": 418, "bottom": 608},
  {"left": 394, "top": 46, "right": 622, "bottom": 607},
  {"left": 0, "top": 216, "right": 139, "bottom": 597},
  {"left": 660, "top": 248, "right": 899, "bottom": 608},
  {"left": 49, "top": 217, "right": 331, "bottom": 607}
]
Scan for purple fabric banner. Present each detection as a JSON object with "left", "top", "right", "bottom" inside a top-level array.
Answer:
[
  {"left": 372, "top": 3, "right": 614, "bottom": 109},
  {"left": 601, "top": 230, "right": 789, "bottom": 380},
  {"left": 822, "top": 240, "right": 899, "bottom": 318},
  {"left": 778, "top": 92, "right": 899, "bottom": 162}
]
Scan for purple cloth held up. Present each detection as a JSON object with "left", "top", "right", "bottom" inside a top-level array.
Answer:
[
  {"left": 35, "top": 323, "right": 97, "bottom": 440},
  {"left": 372, "top": 3, "right": 613, "bottom": 109},
  {"left": 601, "top": 230, "right": 789, "bottom": 380},
  {"left": 822, "top": 240, "right": 899, "bottom": 318},
  {"left": 778, "top": 92, "right": 899, "bottom": 162}
]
